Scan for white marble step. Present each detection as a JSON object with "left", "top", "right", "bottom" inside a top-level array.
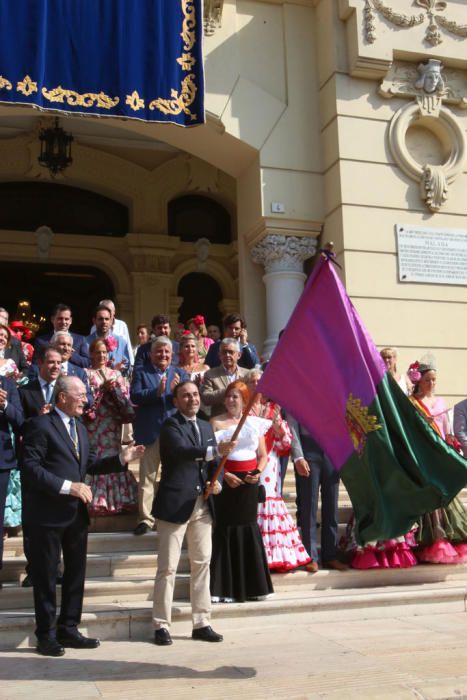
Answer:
[{"left": 1, "top": 575, "right": 466, "bottom": 650}]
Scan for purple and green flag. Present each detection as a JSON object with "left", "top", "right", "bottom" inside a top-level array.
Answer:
[{"left": 257, "top": 254, "right": 467, "bottom": 544}]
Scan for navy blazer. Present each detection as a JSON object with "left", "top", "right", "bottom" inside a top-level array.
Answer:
[
  {"left": 130, "top": 363, "right": 189, "bottom": 445},
  {"left": 18, "top": 378, "right": 45, "bottom": 420},
  {"left": 0, "top": 376, "right": 24, "bottom": 471},
  {"left": 153, "top": 412, "right": 218, "bottom": 523},
  {"left": 27, "top": 363, "right": 93, "bottom": 406},
  {"left": 21, "top": 411, "right": 124, "bottom": 528},
  {"left": 34, "top": 331, "right": 90, "bottom": 368}
]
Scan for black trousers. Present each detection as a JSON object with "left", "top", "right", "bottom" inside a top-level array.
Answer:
[{"left": 28, "top": 508, "right": 88, "bottom": 640}]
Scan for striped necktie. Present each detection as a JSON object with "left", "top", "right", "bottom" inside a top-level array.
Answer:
[{"left": 69, "top": 417, "right": 80, "bottom": 458}]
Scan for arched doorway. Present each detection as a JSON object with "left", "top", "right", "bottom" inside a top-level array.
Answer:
[
  {"left": 177, "top": 272, "right": 222, "bottom": 328},
  {"left": 0, "top": 261, "right": 115, "bottom": 336}
]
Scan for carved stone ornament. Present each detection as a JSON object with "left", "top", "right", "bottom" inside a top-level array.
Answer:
[
  {"left": 204, "top": 0, "right": 224, "bottom": 37},
  {"left": 251, "top": 235, "right": 317, "bottom": 274},
  {"left": 35, "top": 225, "right": 54, "bottom": 260},
  {"left": 382, "top": 60, "right": 467, "bottom": 212},
  {"left": 194, "top": 237, "right": 211, "bottom": 272},
  {"left": 364, "top": 0, "right": 467, "bottom": 46}
]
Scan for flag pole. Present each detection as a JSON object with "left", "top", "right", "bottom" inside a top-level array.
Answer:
[{"left": 203, "top": 391, "right": 258, "bottom": 500}]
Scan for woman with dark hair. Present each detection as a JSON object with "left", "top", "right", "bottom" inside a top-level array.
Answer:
[
  {"left": 210, "top": 380, "right": 273, "bottom": 602},
  {"left": 409, "top": 358, "right": 467, "bottom": 564},
  {"left": 84, "top": 338, "right": 137, "bottom": 515},
  {"left": 0, "top": 324, "right": 19, "bottom": 380}
]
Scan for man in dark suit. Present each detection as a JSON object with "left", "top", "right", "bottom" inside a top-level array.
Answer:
[
  {"left": 130, "top": 337, "right": 189, "bottom": 535},
  {"left": 152, "top": 381, "right": 234, "bottom": 646},
  {"left": 19, "top": 344, "right": 63, "bottom": 587},
  {"left": 204, "top": 313, "right": 259, "bottom": 370},
  {"left": 0, "top": 375, "right": 23, "bottom": 584},
  {"left": 21, "top": 375, "right": 144, "bottom": 657},
  {"left": 288, "top": 416, "right": 347, "bottom": 573},
  {"left": 29, "top": 332, "right": 93, "bottom": 405},
  {"left": 33, "top": 303, "right": 89, "bottom": 368},
  {"left": 134, "top": 314, "right": 180, "bottom": 369}
]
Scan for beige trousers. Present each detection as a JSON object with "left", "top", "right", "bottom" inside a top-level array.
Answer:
[
  {"left": 138, "top": 439, "right": 161, "bottom": 527},
  {"left": 152, "top": 497, "right": 212, "bottom": 630}
]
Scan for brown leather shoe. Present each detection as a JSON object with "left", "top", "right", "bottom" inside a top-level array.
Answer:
[
  {"left": 305, "top": 560, "right": 319, "bottom": 574},
  {"left": 323, "top": 559, "right": 349, "bottom": 572}
]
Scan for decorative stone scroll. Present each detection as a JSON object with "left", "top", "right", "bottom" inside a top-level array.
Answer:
[
  {"left": 204, "top": 0, "right": 224, "bottom": 36},
  {"left": 381, "top": 60, "right": 467, "bottom": 212},
  {"left": 364, "top": 0, "right": 467, "bottom": 47}
]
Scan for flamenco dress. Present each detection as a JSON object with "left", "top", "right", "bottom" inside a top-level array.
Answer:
[
  {"left": 210, "top": 416, "right": 274, "bottom": 602},
  {"left": 411, "top": 396, "right": 467, "bottom": 564},
  {"left": 84, "top": 368, "right": 138, "bottom": 515},
  {"left": 255, "top": 407, "right": 311, "bottom": 572}
]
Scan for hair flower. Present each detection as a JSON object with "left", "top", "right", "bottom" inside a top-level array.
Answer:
[
  {"left": 193, "top": 314, "right": 205, "bottom": 327},
  {"left": 104, "top": 335, "right": 118, "bottom": 353},
  {"left": 407, "top": 361, "right": 421, "bottom": 383}
]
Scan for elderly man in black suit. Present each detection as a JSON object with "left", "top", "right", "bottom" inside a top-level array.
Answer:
[
  {"left": 21, "top": 375, "right": 144, "bottom": 657},
  {"left": 0, "top": 374, "right": 23, "bottom": 584},
  {"left": 152, "top": 381, "right": 235, "bottom": 646}
]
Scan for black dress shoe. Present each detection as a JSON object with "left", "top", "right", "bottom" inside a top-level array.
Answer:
[
  {"left": 133, "top": 522, "right": 151, "bottom": 536},
  {"left": 36, "top": 638, "right": 65, "bottom": 657},
  {"left": 21, "top": 575, "right": 33, "bottom": 588},
  {"left": 57, "top": 631, "right": 100, "bottom": 649},
  {"left": 154, "top": 628, "right": 173, "bottom": 646},
  {"left": 192, "top": 625, "right": 223, "bottom": 642}
]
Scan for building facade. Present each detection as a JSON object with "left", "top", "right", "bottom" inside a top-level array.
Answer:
[{"left": 0, "top": 0, "right": 465, "bottom": 403}]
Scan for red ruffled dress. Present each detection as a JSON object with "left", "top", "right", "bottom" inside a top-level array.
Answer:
[{"left": 256, "top": 405, "right": 311, "bottom": 572}]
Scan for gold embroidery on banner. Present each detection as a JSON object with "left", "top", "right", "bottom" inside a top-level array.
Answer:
[
  {"left": 6, "top": 0, "right": 200, "bottom": 123},
  {"left": 149, "top": 74, "right": 197, "bottom": 120},
  {"left": 177, "top": 52, "right": 196, "bottom": 70},
  {"left": 41, "top": 86, "right": 119, "bottom": 109},
  {"left": 17, "top": 75, "right": 38, "bottom": 96},
  {"left": 126, "top": 90, "right": 145, "bottom": 111},
  {"left": 345, "top": 394, "right": 382, "bottom": 456},
  {"left": 0, "top": 76, "right": 12, "bottom": 90}
]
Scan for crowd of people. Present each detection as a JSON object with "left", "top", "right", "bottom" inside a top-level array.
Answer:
[{"left": 0, "top": 302, "right": 466, "bottom": 654}]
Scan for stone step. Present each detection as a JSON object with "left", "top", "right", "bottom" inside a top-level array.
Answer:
[
  {"left": 1, "top": 573, "right": 466, "bottom": 650},
  {"left": 1, "top": 561, "right": 466, "bottom": 612}
]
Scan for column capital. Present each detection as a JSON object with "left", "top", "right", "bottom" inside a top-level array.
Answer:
[{"left": 251, "top": 234, "right": 318, "bottom": 274}]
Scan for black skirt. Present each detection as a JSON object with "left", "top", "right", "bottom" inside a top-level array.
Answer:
[{"left": 210, "top": 480, "right": 273, "bottom": 602}]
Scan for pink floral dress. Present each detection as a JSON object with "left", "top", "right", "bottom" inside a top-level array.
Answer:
[
  {"left": 255, "top": 403, "right": 311, "bottom": 572},
  {"left": 84, "top": 367, "right": 137, "bottom": 516}
]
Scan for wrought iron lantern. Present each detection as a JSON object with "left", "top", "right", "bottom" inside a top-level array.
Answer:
[{"left": 38, "top": 118, "right": 73, "bottom": 175}]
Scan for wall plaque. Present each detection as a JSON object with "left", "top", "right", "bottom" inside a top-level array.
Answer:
[{"left": 396, "top": 224, "right": 467, "bottom": 286}]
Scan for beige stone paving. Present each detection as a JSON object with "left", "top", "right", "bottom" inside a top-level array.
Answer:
[{"left": 0, "top": 611, "right": 466, "bottom": 700}]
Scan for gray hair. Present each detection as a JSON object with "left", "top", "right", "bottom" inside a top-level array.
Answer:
[
  {"left": 220, "top": 337, "right": 240, "bottom": 352},
  {"left": 51, "top": 331, "right": 73, "bottom": 346},
  {"left": 54, "top": 374, "right": 83, "bottom": 401},
  {"left": 99, "top": 299, "right": 115, "bottom": 313},
  {"left": 151, "top": 336, "right": 172, "bottom": 350}
]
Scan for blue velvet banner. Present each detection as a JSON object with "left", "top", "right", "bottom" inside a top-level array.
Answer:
[{"left": 0, "top": 0, "right": 204, "bottom": 126}]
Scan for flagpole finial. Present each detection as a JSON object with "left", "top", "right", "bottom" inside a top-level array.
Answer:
[{"left": 320, "top": 241, "right": 342, "bottom": 268}]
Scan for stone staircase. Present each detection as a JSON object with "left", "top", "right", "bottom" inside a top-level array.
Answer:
[{"left": 1, "top": 473, "right": 466, "bottom": 650}]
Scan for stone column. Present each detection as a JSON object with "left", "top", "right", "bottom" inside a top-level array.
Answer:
[{"left": 251, "top": 234, "right": 317, "bottom": 357}]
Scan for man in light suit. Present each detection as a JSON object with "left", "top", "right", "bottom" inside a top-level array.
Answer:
[
  {"left": 453, "top": 398, "right": 467, "bottom": 458},
  {"left": 33, "top": 303, "right": 89, "bottom": 368},
  {"left": 130, "top": 337, "right": 189, "bottom": 535},
  {"left": 200, "top": 338, "right": 251, "bottom": 417},
  {"left": 152, "top": 381, "right": 234, "bottom": 645},
  {"left": 0, "top": 374, "right": 23, "bottom": 583},
  {"left": 21, "top": 376, "right": 144, "bottom": 657}
]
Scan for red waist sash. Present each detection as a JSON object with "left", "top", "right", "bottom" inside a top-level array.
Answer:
[{"left": 224, "top": 458, "right": 257, "bottom": 473}]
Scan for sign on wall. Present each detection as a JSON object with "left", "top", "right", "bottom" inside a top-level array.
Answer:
[{"left": 396, "top": 224, "right": 467, "bottom": 286}]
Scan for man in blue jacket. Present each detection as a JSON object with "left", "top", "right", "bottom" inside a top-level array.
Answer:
[
  {"left": 204, "top": 313, "right": 259, "bottom": 369},
  {"left": 130, "top": 337, "right": 189, "bottom": 535}
]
